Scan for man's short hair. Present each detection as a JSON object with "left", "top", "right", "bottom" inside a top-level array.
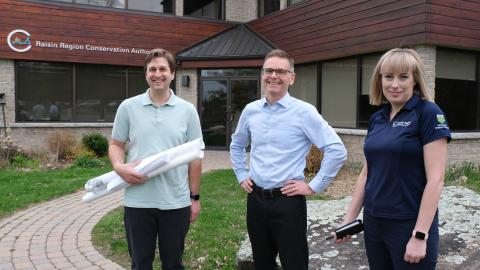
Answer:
[
  {"left": 144, "top": 48, "right": 176, "bottom": 73},
  {"left": 264, "top": 49, "right": 294, "bottom": 71}
]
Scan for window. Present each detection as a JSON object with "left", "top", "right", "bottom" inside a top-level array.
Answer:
[
  {"left": 358, "top": 54, "right": 382, "bottom": 128},
  {"left": 184, "top": 0, "right": 223, "bottom": 19},
  {"left": 289, "top": 64, "right": 317, "bottom": 107},
  {"left": 44, "top": 0, "right": 173, "bottom": 14},
  {"left": 311, "top": 54, "right": 381, "bottom": 128},
  {"left": 258, "top": 0, "right": 280, "bottom": 16},
  {"left": 75, "top": 0, "right": 126, "bottom": 8},
  {"left": 16, "top": 62, "right": 73, "bottom": 122},
  {"left": 128, "top": 0, "right": 173, "bottom": 13},
  {"left": 16, "top": 61, "right": 148, "bottom": 123},
  {"left": 435, "top": 49, "right": 479, "bottom": 131},
  {"left": 287, "top": 0, "right": 304, "bottom": 6},
  {"left": 321, "top": 59, "right": 357, "bottom": 128},
  {"left": 75, "top": 64, "right": 126, "bottom": 122}
]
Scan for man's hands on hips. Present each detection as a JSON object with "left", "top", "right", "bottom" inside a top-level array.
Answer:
[
  {"left": 190, "top": 200, "right": 201, "bottom": 222},
  {"left": 240, "top": 177, "right": 253, "bottom": 193},
  {"left": 281, "top": 180, "right": 315, "bottom": 196},
  {"left": 113, "top": 160, "right": 148, "bottom": 185}
]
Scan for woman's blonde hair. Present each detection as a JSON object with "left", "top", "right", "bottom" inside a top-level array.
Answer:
[{"left": 369, "top": 48, "right": 432, "bottom": 105}]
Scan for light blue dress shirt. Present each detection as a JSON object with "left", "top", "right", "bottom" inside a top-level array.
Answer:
[{"left": 230, "top": 93, "right": 347, "bottom": 193}]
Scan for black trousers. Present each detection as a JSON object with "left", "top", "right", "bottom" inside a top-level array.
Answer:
[
  {"left": 247, "top": 192, "right": 308, "bottom": 270},
  {"left": 124, "top": 206, "right": 190, "bottom": 270}
]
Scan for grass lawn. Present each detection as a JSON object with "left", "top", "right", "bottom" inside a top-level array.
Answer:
[
  {"left": 0, "top": 164, "right": 111, "bottom": 218},
  {"left": 1, "top": 162, "right": 479, "bottom": 269}
]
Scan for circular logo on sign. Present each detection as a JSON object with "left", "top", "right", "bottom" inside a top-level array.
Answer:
[{"left": 7, "top": 29, "right": 31, "bottom": 53}]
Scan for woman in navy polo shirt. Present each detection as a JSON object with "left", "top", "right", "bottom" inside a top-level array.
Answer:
[{"left": 335, "top": 48, "right": 451, "bottom": 270}]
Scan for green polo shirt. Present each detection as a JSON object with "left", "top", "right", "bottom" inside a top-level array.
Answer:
[{"left": 112, "top": 89, "right": 202, "bottom": 209}]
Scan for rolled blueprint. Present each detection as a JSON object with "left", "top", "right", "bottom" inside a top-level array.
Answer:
[{"left": 82, "top": 138, "right": 205, "bottom": 203}]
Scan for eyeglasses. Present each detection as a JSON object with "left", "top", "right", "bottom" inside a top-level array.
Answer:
[{"left": 262, "top": 68, "right": 292, "bottom": 77}]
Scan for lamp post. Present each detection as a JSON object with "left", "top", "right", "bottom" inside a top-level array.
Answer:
[{"left": 0, "top": 93, "right": 6, "bottom": 137}]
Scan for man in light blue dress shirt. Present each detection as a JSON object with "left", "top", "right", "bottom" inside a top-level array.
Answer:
[{"left": 230, "top": 49, "right": 347, "bottom": 270}]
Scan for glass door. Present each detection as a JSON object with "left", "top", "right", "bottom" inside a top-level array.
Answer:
[
  {"left": 229, "top": 79, "right": 259, "bottom": 144},
  {"left": 201, "top": 79, "right": 228, "bottom": 147},
  {"left": 200, "top": 76, "right": 259, "bottom": 149}
]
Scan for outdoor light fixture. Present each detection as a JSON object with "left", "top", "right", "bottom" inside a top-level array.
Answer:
[{"left": 181, "top": 75, "right": 190, "bottom": 87}]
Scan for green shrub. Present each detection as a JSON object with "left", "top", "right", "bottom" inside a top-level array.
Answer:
[
  {"left": 11, "top": 155, "right": 39, "bottom": 169},
  {"left": 82, "top": 133, "right": 108, "bottom": 157},
  {"left": 74, "top": 155, "right": 103, "bottom": 168}
]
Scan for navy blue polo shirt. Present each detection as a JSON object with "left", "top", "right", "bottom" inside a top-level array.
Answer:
[{"left": 363, "top": 94, "right": 451, "bottom": 219}]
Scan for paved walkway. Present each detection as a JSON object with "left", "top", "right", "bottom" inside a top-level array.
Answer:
[{"left": 0, "top": 151, "right": 232, "bottom": 270}]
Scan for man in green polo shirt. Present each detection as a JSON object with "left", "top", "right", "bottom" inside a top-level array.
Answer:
[{"left": 108, "top": 48, "right": 202, "bottom": 270}]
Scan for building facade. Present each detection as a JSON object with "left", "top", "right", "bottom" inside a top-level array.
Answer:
[{"left": 1, "top": 0, "right": 479, "bottom": 164}]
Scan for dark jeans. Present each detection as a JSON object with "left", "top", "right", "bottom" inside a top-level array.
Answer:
[
  {"left": 247, "top": 192, "right": 308, "bottom": 270},
  {"left": 364, "top": 211, "right": 439, "bottom": 270},
  {"left": 124, "top": 206, "right": 190, "bottom": 270}
]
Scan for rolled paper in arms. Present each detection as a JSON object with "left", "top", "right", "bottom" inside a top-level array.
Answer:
[{"left": 82, "top": 138, "right": 205, "bottom": 203}]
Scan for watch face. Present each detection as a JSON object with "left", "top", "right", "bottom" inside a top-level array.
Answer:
[{"left": 415, "top": 231, "right": 426, "bottom": 240}]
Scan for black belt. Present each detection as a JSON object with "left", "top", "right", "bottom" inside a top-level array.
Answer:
[{"left": 252, "top": 181, "right": 284, "bottom": 199}]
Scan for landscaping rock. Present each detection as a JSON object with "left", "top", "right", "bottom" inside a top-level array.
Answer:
[{"left": 236, "top": 186, "right": 480, "bottom": 270}]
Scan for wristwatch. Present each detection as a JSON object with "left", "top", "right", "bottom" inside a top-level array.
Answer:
[
  {"left": 190, "top": 193, "right": 200, "bottom": 201},
  {"left": 412, "top": 230, "right": 428, "bottom": 240}
]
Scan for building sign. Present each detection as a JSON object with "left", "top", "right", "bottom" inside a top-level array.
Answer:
[
  {"left": 6, "top": 29, "right": 150, "bottom": 55},
  {"left": 7, "top": 29, "right": 31, "bottom": 53}
]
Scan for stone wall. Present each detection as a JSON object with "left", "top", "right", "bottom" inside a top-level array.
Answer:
[
  {"left": 9, "top": 125, "right": 113, "bottom": 153},
  {"left": 226, "top": 0, "right": 257, "bottom": 22},
  {"left": 0, "top": 59, "right": 14, "bottom": 131},
  {"left": 175, "top": 0, "right": 183, "bottom": 16},
  {"left": 175, "top": 68, "right": 198, "bottom": 108},
  {"left": 336, "top": 129, "right": 367, "bottom": 164},
  {"left": 413, "top": 45, "right": 436, "bottom": 99},
  {"left": 336, "top": 130, "right": 480, "bottom": 166}
]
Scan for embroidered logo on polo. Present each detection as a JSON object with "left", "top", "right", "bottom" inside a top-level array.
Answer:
[
  {"left": 392, "top": 121, "right": 411, "bottom": 127},
  {"left": 435, "top": 114, "right": 449, "bottom": 129}
]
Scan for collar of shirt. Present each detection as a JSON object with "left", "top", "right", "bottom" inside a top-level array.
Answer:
[
  {"left": 141, "top": 89, "right": 178, "bottom": 107},
  {"left": 260, "top": 93, "right": 292, "bottom": 109},
  {"left": 381, "top": 94, "right": 422, "bottom": 119}
]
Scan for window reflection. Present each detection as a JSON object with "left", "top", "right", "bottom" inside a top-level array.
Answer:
[
  {"left": 75, "top": 0, "right": 126, "bottom": 8},
  {"left": 76, "top": 64, "right": 125, "bottom": 122},
  {"left": 287, "top": 0, "right": 304, "bottom": 6},
  {"left": 129, "top": 0, "right": 173, "bottom": 13}
]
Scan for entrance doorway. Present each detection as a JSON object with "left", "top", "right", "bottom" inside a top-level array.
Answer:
[{"left": 200, "top": 69, "right": 260, "bottom": 149}]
